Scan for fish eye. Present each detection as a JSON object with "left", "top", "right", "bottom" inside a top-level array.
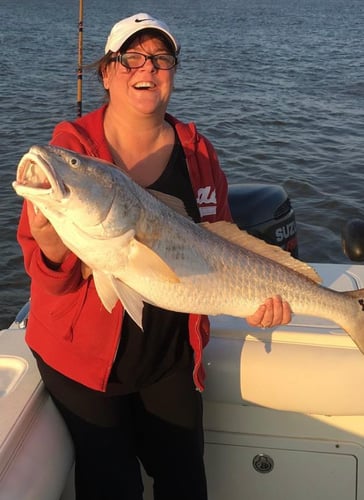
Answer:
[{"left": 70, "top": 157, "right": 80, "bottom": 168}]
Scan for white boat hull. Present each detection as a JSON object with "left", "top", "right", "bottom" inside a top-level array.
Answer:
[{"left": 1, "top": 263, "right": 364, "bottom": 499}]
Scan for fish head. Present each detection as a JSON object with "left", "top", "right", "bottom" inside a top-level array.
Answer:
[{"left": 13, "top": 145, "right": 117, "bottom": 229}]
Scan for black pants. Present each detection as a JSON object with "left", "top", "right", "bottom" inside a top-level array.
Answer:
[{"left": 35, "top": 357, "right": 208, "bottom": 500}]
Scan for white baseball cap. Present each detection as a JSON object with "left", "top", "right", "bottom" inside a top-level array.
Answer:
[{"left": 105, "top": 13, "right": 180, "bottom": 55}]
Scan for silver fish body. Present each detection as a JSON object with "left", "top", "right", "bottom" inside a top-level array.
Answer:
[{"left": 13, "top": 145, "right": 364, "bottom": 353}]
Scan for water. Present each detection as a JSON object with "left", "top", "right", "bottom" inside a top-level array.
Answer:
[{"left": 1, "top": 0, "right": 363, "bottom": 329}]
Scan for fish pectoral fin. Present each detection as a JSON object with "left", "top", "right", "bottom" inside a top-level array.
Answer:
[
  {"left": 129, "top": 239, "right": 180, "bottom": 283},
  {"left": 200, "top": 221, "right": 321, "bottom": 284}
]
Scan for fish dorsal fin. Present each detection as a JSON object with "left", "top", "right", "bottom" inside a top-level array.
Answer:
[
  {"left": 148, "top": 190, "right": 191, "bottom": 219},
  {"left": 200, "top": 221, "right": 321, "bottom": 284}
]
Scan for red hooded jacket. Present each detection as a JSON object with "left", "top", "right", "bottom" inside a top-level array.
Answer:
[{"left": 17, "top": 105, "right": 232, "bottom": 391}]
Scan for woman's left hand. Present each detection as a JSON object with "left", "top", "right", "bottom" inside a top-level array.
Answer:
[{"left": 246, "top": 295, "right": 291, "bottom": 329}]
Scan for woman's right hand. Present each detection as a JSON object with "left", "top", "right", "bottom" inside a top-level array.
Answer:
[{"left": 27, "top": 201, "right": 70, "bottom": 266}]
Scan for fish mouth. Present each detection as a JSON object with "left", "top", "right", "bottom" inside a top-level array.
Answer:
[{"left": 13, "top": 148, "right": 68, "bottom": 201}]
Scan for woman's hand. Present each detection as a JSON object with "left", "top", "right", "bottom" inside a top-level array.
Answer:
[
  {"left": 27, "top": 201, "right": 70, "bottom": 266},
  {"left": 246, "top": 295, "right": 291, "bottom": 329}
]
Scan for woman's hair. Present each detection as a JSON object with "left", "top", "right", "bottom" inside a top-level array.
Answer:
[{"left": 87, "top": 29, "right": 178, "bottom": 100}]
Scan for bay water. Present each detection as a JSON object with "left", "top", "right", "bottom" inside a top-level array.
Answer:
[{"left": 1, "top": 0, "right": 363, "bottom": 328}]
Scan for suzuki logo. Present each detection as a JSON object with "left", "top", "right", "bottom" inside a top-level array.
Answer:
[{"left": 275, "top": 221, "right": 296, "bottom": 243}]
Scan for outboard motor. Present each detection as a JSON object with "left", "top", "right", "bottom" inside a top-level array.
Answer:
[{"left": 228, "top": 183, "right": 298, "bottom": 257}]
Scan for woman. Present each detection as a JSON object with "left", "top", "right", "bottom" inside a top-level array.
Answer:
[{"left": 17, "top": 13, "right": 291, "bottom": 500}]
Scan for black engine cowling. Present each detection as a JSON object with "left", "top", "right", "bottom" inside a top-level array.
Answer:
[{"left": 228, "top": 183, "right": 298, "bottom": 258}]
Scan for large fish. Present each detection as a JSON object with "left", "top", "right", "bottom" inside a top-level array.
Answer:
[{"left": 13, "top": 145, "right": 364, "bottom": 353}]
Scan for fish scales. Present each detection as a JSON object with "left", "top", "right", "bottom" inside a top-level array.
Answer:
[{"left": 12, "top": 145, "right": 364, "bottom": 355}]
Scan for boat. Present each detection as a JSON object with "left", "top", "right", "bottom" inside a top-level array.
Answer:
[{"left": 1, "top": 183, "right": 364, "bottom": 500}]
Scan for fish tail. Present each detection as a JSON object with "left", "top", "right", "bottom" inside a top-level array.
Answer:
[{"left": 341, "top": 289, "right": 364, "bottom": 354}]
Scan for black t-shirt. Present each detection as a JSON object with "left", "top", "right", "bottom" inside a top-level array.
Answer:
[{"left": 107, "top": 135, "right": 200, "bottom": 394}]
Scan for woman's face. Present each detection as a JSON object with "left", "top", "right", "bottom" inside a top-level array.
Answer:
[{"left": 103, "top": 34, "right": 176, "bottom": 118}]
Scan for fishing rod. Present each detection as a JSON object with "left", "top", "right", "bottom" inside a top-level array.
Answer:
[{"left": 77, "top": 0, "right": 84, "bottom": 117}]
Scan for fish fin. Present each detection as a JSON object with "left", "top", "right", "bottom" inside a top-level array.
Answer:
[
  {"left": 200, "top": 221, "right": 321, "bottom": 284},
  {"left": 339, "top": 288, "right": 364, "bottom": 355},
  {"left": 129, "top": 239, "right": 180, "bottom": 283},
  {"left": 93, "top": 270, "right": 119, "bottom": 312},
  {"left": 93, "top": 270, "right": 146, "bottom": 329},
  {"left": 110, "top": 277, "right": 146, "bottom": 330},
  {"left": 148, "top": 190, "right": 191, "bottom": 219},
  {"left": 81, "top": 262, "right": 92, "bottom": 279}
]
